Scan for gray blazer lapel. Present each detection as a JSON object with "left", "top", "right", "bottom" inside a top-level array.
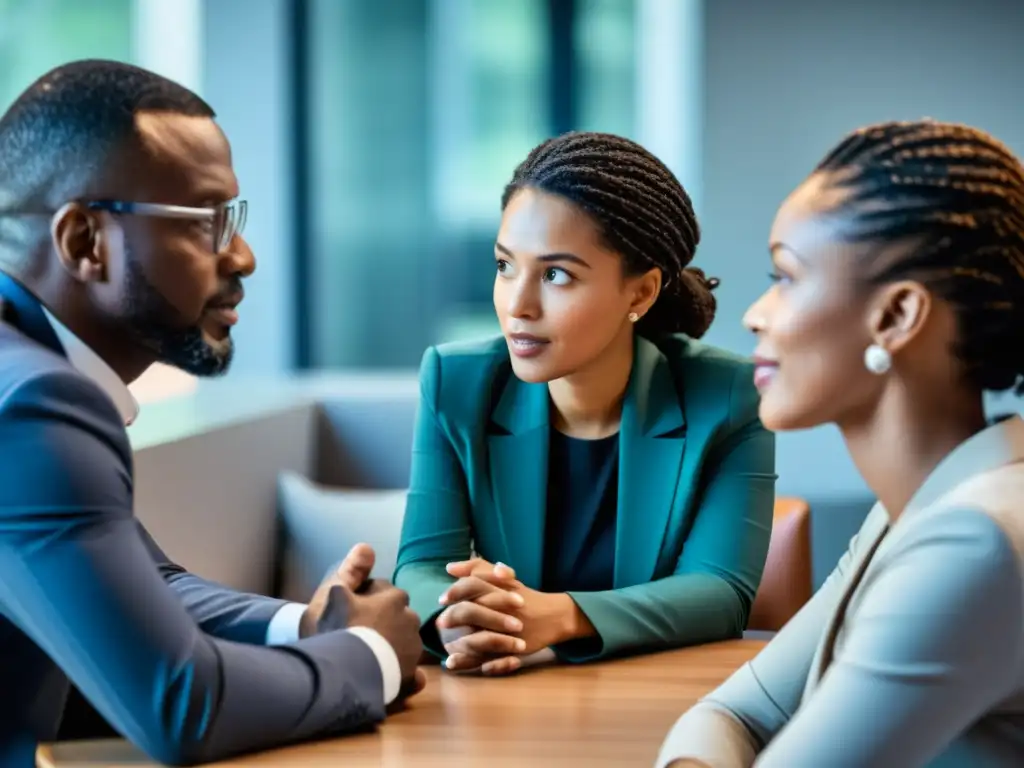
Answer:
[
  {"left": 802, "top": 505, "right": 889, "bottom": 698},
  {"left": 801, "top": 416, "right": 1024, "bottom": 700}
]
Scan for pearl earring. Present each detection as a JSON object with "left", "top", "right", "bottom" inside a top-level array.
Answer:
[
  {"left": 628, "top": 312, "right": 639, "bottom": 323},
  {"left": 864, "top": 343, "right": 892, "bottom": 375}
]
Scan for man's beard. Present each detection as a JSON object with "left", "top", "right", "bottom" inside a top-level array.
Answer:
[{"left": 122, "top": 255, "right": 234, "bottom": 377}]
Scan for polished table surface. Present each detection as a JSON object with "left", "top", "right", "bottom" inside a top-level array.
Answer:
[{"left": 38, "top": 639, "right": 764, "bottom": 768}]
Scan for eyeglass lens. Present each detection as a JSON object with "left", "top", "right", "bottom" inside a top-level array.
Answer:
[{"left": 215, "top": 200, "right": 248, "bottom": 252}]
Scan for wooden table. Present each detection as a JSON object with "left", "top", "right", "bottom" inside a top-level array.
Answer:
[{"left": 38, "top": 639, "right": 763, "bottom": 768}]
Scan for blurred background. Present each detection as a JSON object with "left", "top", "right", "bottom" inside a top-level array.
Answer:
[{"left": 3, "top": 0, "right": 1024, "bottom": 533}]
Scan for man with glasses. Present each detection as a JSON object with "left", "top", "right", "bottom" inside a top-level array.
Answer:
[{"left": 0, "top": 59, "right": 424, "bottom": 767}]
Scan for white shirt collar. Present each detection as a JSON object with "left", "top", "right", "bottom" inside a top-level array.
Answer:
[{"left": 42, "top": 307, "right": 140, "bottom": 426}]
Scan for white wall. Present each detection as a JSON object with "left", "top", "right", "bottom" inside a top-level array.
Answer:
[
  {"left": 635, "top": 0, "right": 703, "bottom": 216},
  {"left": 128, "top": 0, "right": 204, "bottom": 403},
  {"left": 202, "top": 0, "right": 296, "bottom": 377},
  {"left": 129, "top": 0, "right": 296, "bottom": 404}
]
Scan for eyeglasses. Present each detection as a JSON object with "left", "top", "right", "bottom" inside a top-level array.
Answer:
[{"left": 85, "top": 199, "right": 248, "bottom": 253}]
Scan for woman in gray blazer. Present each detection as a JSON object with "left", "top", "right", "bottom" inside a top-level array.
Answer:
[{"left": 657, "top": 119, "right": 1024, "bottom": 767}]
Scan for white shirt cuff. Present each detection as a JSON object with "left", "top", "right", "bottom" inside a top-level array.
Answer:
[
  {"left": 264, "top": 603, "right": 401, "bottom": 704},
  {"left": 265, "top": 601, "right": 306, "bottom": 645},
  {"left": 345, "top": 626, "right": 402, "bottom": 705}
]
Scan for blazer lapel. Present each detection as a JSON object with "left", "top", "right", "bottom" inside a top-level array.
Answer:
[
  {"left": 487, "top": 367, "right": 550, "bottom": 588},
  {"left": 803, "top": 415, "right": 1024, "bottom": 698},
  {"left": 0, "top": 271, "right": 64, "bottom": 355},
  {"left": 803, "top": 505, "right": 889, "bottom": 697},
  {"left": 614, "top": 337, "right": 687, "bottom": 588}
]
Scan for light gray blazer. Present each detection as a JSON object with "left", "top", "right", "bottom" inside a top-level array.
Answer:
[{"left": 657, "top": 415, "right": 1024, "bottom": 767}]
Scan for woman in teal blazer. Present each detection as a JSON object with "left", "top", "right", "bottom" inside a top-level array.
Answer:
[{"left": 394, "top": 132, "right": 776, "bottom": 675}]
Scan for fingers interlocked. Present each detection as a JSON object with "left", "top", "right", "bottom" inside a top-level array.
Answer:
[{"left": 436, "top": 564, "right": 528, "bottom": 673}]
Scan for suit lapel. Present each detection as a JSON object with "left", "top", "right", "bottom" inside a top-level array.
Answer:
[
  {"left": 487, "top": 367, "right": 550, "bottom": 588},
  {"left": 614, "top": 337, "right": 687, "bottom": 588},
  {"left": 803, "top": 505, "right": 889, "bottom": 697},
  {"left": 0, "top": 271, "right": 64, "bottom": 355},
  {"left": 803, "top": 415, "right": 1024, "bottom": 698}
]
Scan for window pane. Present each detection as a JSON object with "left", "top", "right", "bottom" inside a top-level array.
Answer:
[
  {"left": 433, "top": 0, "right": 549, "bottom": 231},
  {"left": 576, "top": 0, "right": 636, "bottom": 137},
  {"left": 306, "top": 0, "right": 548, "bottom": 368}
]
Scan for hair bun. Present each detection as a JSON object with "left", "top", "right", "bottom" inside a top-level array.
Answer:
[
  {"left": 651, "top": 265, "right": 717, "bottom": 340},
  {"left": 683, "top": 266, "right": 720, "bottom": 292}
]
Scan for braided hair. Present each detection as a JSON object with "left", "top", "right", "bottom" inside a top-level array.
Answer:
[
  {"left": 814, "top": 119, "right": 1024, "bottom": 394},
  {"left": 501, "top": 131, "right": 718, "bottom": 339}
]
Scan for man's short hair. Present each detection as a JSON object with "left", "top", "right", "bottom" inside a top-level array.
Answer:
[{"left": 0, "top": 59, "right": 215, "bottom": 210}]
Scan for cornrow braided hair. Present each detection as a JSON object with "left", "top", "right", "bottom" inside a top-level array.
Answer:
[
  {"left": 501, "top": 131, "right": 719, "bottom": 338},
  {"left": 816, "top": 119, "right": 1024, "bottom": 394}
]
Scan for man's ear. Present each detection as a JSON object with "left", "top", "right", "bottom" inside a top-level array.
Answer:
[
  {"left": 865, "top": 280, "right": 932, "bottom": 354},
  {"left": 50, "top": 203, "right": 111, "bottom": 284}
]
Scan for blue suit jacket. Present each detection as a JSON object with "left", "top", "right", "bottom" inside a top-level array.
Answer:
[{"left": 0, "top": 274, "right": 384, "bottom": 767}]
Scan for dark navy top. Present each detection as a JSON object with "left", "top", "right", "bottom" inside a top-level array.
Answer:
[{"left": 541, "top": 428, "right": 620, "bottom": 593}]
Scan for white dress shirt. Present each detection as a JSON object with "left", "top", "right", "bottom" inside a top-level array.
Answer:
[{"left": 42, "top": 308, "right": 402, "bottom": 705}]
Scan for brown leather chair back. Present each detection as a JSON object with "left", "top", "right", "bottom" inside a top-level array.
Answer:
[{"left": 748, "top": 497, "right": 813, "bottom": 632}]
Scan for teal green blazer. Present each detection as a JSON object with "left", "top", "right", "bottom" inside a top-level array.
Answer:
[{"left": 394, "top": 334, "right": 776, "bottom": 662}]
